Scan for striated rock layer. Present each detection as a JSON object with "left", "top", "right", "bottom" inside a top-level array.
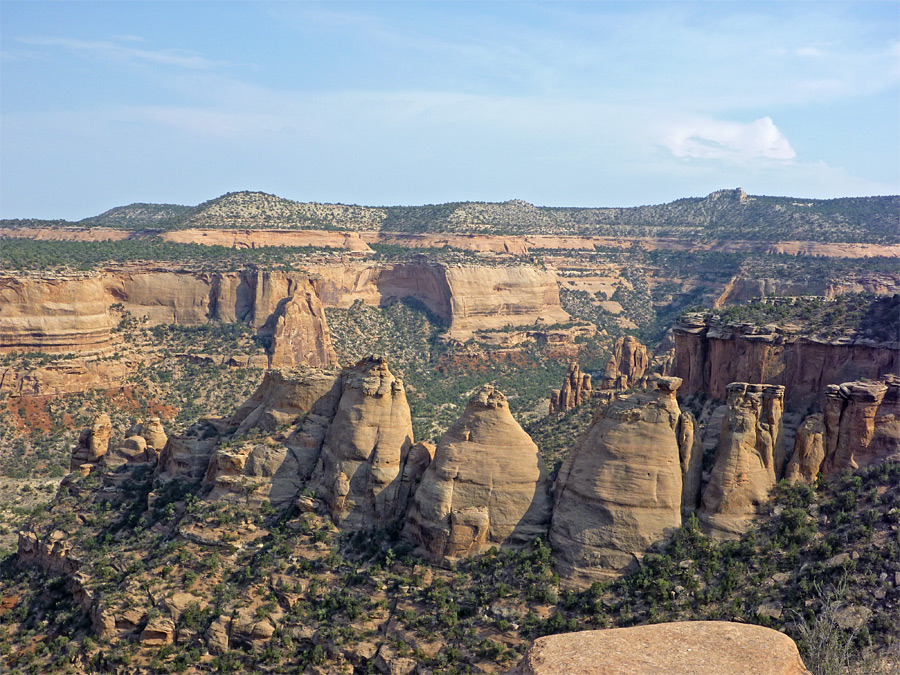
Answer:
[
  {"left": 549, "top": 377, "right": 688, "bottom": 584},
  {"left": 505, "top": 621, "right": 810, "bottom": 675},
  {"left": 404, "top": 385, "right": 552, "bottom": 563},
  {"left": 699, "top": 383, "right": 785, "bottom": 539}
]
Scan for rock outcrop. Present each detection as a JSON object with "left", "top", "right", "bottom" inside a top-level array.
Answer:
[
  {"left": 673, "top": 314, "right": 899, "bottom": 409},
  {"left": 310, "top": 356, "right": 414, "bottom": 529},
  {"left": 69, "top": 413, "right": 113, "bottom": 470},
  {"left": 203, "top": 368, "right": 342, "bottom": 506},
  {"left": 699, "top": 383, "right": 785, "bottom": 539},
  {"left": 257, "top": 291, "right": 338, "bottom": 368},
  {"left": 784, "top": 414, "right": 826, "bottom": 484},
  {"left": 677, "top": 411, "right": 703, "bottom": 515},
  {"left": 549, "top": 377, "right": 687, "bottom": 583},
  {"left": 549, "top": 362, "right": 592, "bottom": 415},
  {"left": 600, "top": 335, "right": 649, "bottom": 390},
  {"left": 821, "top": 376, "right": 900, "bottom": 476},
  {"left": 309, "top": 261, "right": 570, "bottom": 342},
  {"left": 506, "top": 622, "right": 810, "bottom": 675},
  {"left": 404, "top": 385, "right": 552, "bottom": 562}
]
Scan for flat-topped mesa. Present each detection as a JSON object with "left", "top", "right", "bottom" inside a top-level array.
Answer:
[
  {"left": 202, "top": 367, "right": 343, "bottom": 506},
  {"left": 403, "top": 385, "right": 552, "bottom": 563},
  {"left": 310, "top": 355, "right": 414, "bottom": 529},
  {"left": 549, "top": 362, "right": 592, "bottom": 415},
  {"left": 600, "top": 335, "right": 650, "bottom": 390},
  {"left": 820, "top": 376, "right": 900, "bottom": 476},
  {"left": 256, "top": 290, "right": 338, "bottom": 369},
  {"left": 699, "top": 383, "right": 786, "bottom": 539},
  {"left": 549, "top": 376, "right": 688, "bottom": 584}
]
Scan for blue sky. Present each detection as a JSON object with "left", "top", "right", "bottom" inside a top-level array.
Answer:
[{"left": 1, "top": 1, "right": 898, "bottom": 219}]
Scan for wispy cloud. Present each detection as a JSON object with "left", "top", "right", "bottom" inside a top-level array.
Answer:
[{"left": 16, "top": 36, "right": 220, "bottom": 69}]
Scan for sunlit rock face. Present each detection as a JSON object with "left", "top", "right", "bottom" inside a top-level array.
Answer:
[
  {"left": 550, "top": 377, "right": 686, "bottom": 584},
  {"left": 699, "top": 383, "right": 785, "bottom": 539},
  {"left": 404, "top": 385, "right": 552, "bottom": 563},
  {"left": 310, "top": 355, "right": 414, "bottom": 530}
]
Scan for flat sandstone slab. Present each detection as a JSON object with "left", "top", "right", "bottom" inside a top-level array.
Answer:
[{"left": 506, "top": 621, "right": 810, "bottom": 675}]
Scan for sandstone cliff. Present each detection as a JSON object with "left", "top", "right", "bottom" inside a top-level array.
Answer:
[
  {"left": 699, "top": 383, "right": 785, "bottom": 539},
  {"left": 403, "top": 385, "right": 552, "bottom": 562},
  {"left": 673, "top": 313, "right": 898, "bottom": 409},
  {"left": 257, "top": 291, "right": 338, "bottom": 368},
  {"left": 600, "top": 335, "right": 649, "bottom": 390},
  {"left": 310, "top": 356, "right": 414, "bottom": 529},
  {"left": 549, "top": 377, "right": 687, "bottom": 583},
  {"left": 0, "top": 275, "right": 113, "bottom": 353},
  {"left": 821, "top": 376, "right": 900, "bottom": 476},
  {"left": 549, "top": 362, "right": 592, "bottom": 415},
  {"left": 308, "top": 261, "right": 570, "bottom": 342}
]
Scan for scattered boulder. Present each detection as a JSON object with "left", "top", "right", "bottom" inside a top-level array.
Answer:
[
  {"left": 699, "top": 383, "right": 785, "bottom": 539},
  {"left": 140, "top": 616, "right": 176, "bottom": 646},
  {"left": 550, "top": 377, "right": 685, "bottom": 584},
  {"left": 404, "top": 385, "right": 552, "bottom": 563},
  {"left": 505, "top": 621, "right": 811, "bottom": 675}
]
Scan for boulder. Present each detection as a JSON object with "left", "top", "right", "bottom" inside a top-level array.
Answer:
[
  {"left": 69, "top": 413, "right": 112, "bottom": 469},
  {"left": 404, "top": 385, "right": 552, "bottom": 562},
  {"left": 505, "top": 621, "right": 810, "bottom": 675},
  {"left": 699, "top": 383, "right": 785, "bottom": 539},
  {"left": 550, "top": 377, "right": 684, "bottom": 584}
]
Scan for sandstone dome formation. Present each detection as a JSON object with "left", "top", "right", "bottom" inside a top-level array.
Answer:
[
  {"left": 310, "top": 355, "right": 414, "bottom": 529},
  {"left": 404, "top": 385, "right": 552, "bottom": 563},
  {"left": 549, "top": 377, "right": 686, "bottom": 584},
  {"left": 699, "top": 383, "right": 785, "bottom": 539}
]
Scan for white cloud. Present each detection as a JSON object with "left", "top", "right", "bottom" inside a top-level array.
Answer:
[{"left": 662, "top": 116, "right": 796, "bottom": 162}]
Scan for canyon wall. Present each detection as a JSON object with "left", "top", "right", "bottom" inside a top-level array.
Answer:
[
  {"left": 0, "top": 275, "right": 114, "bottom": 353},
  {"left": 673, "top": 314, "right": 899, "bottom": 409}
]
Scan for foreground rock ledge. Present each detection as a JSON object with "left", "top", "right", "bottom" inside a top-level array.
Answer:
[{"left": 505, "top": 621, "right": 810, "bottom": 675}]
